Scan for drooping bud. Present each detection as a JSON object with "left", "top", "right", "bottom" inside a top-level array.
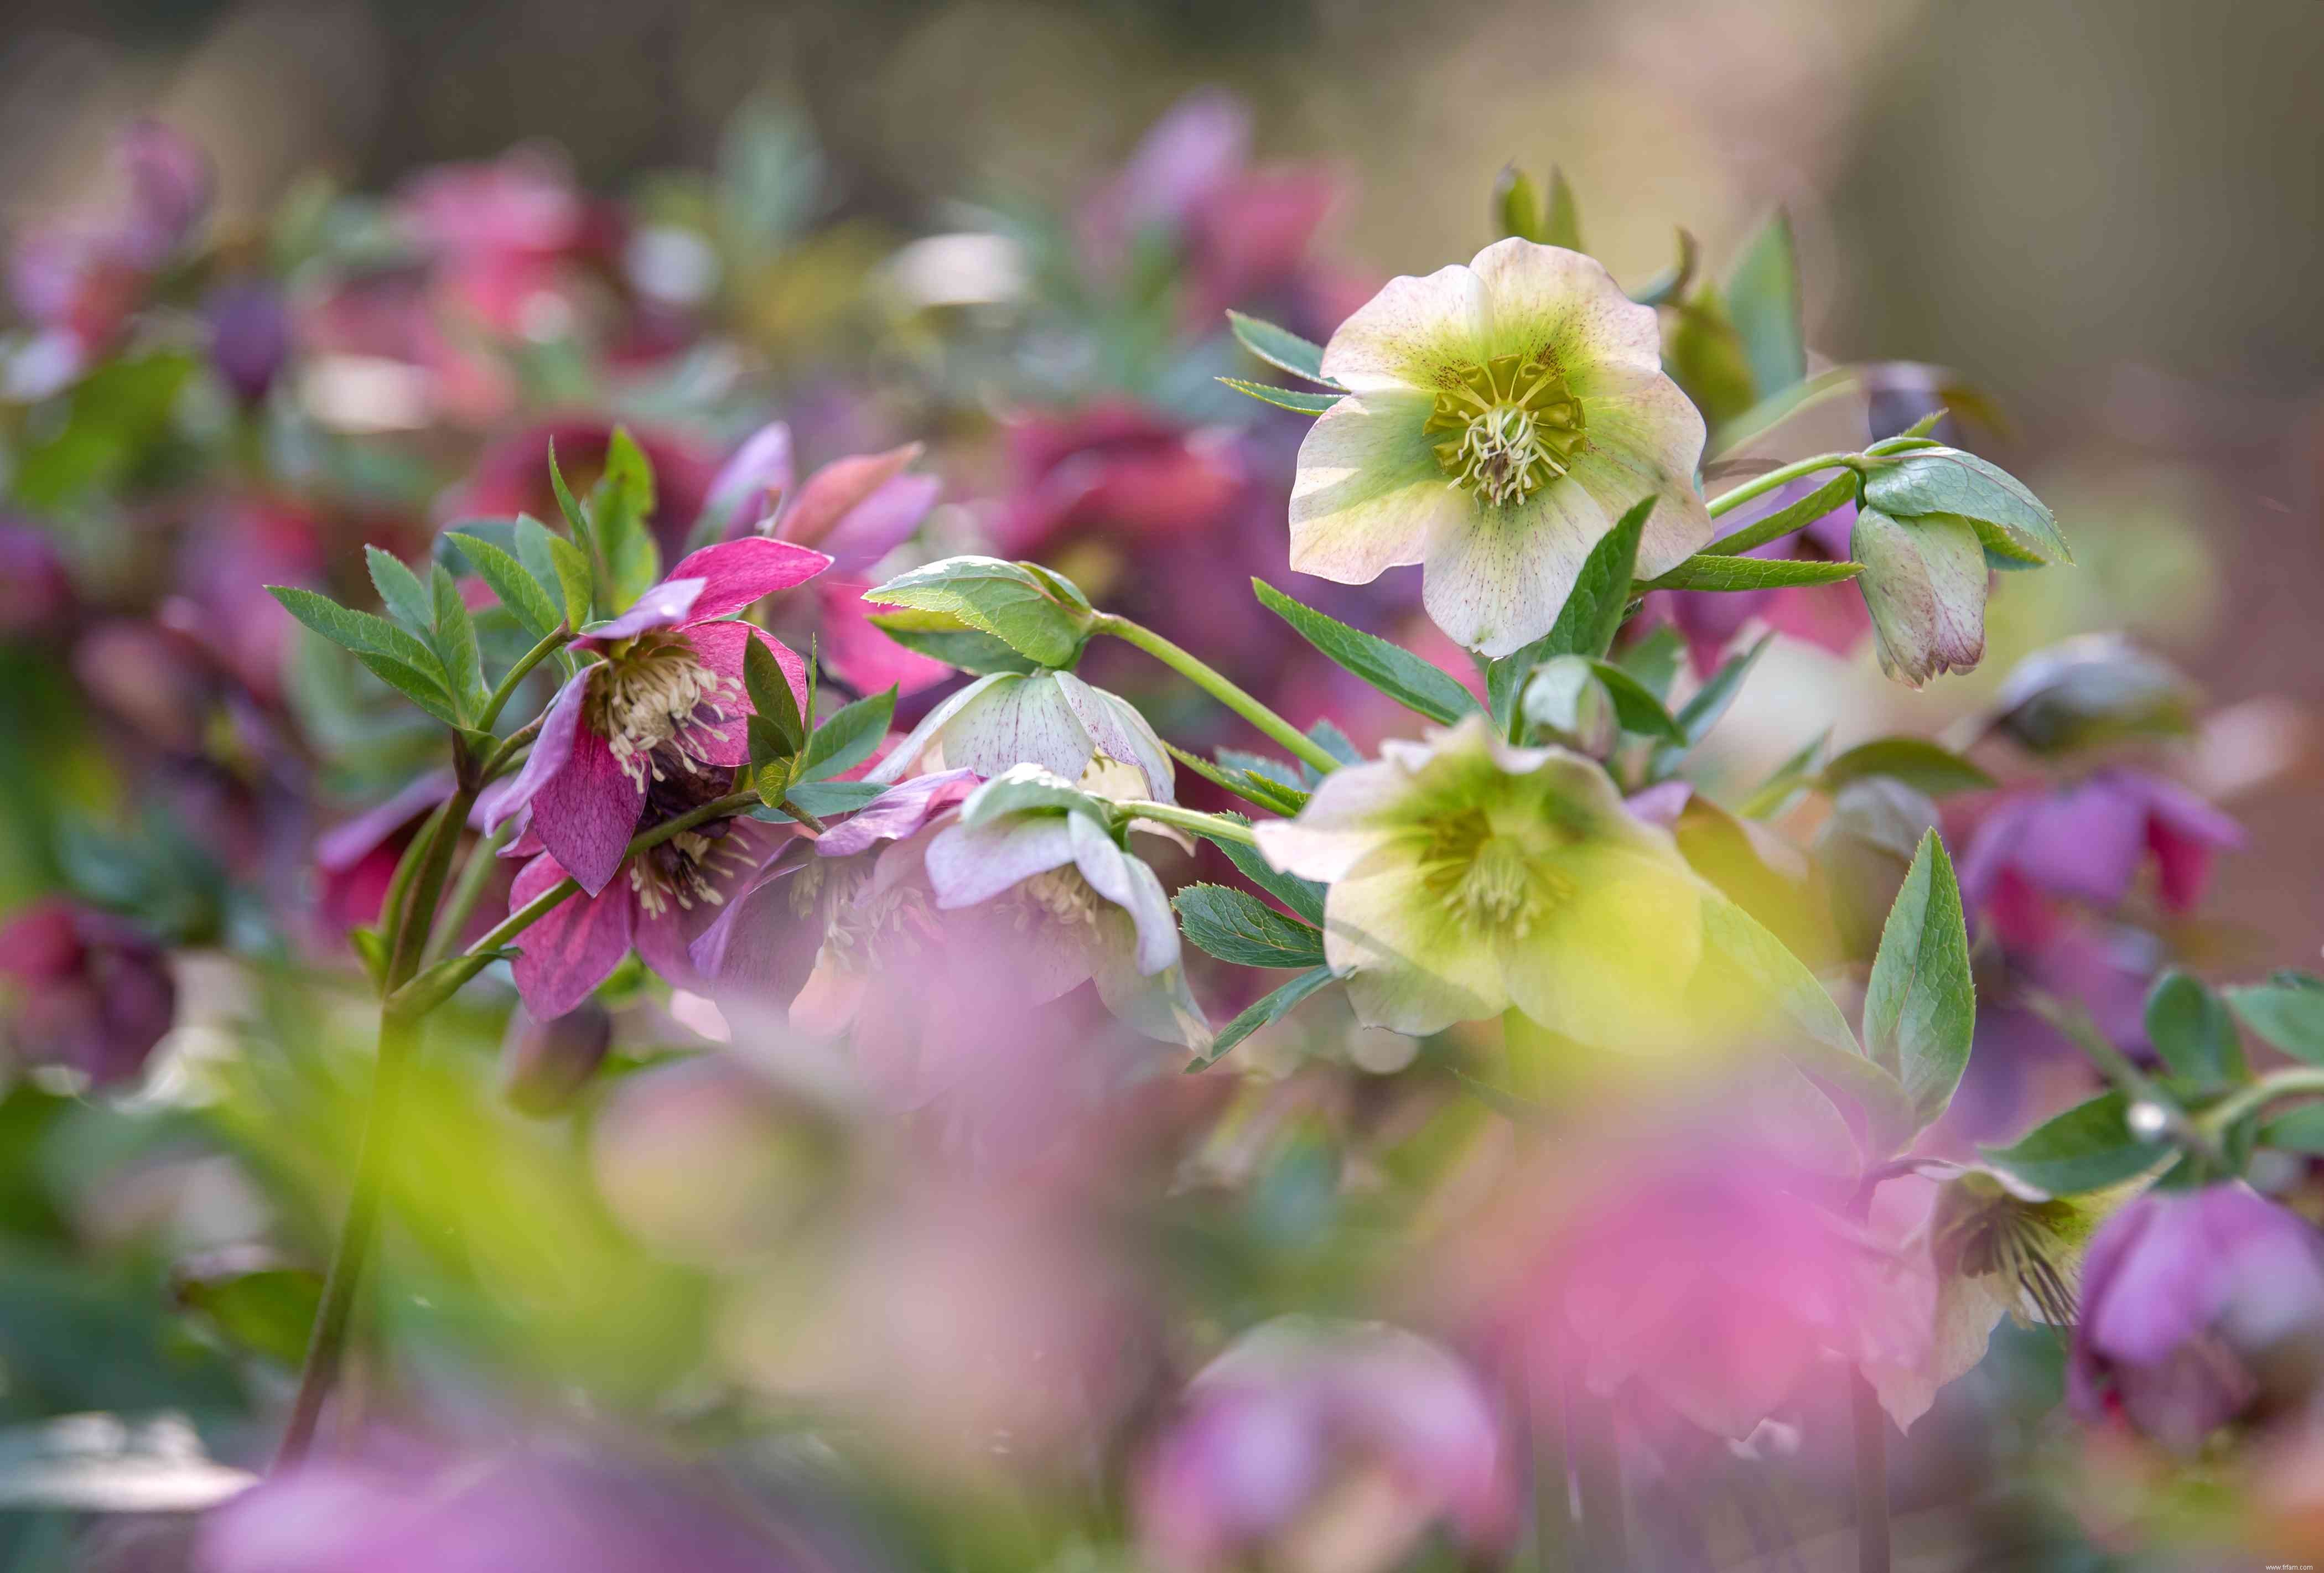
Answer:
[
  {"left": 499, "top": 1001, "right": 613, "bottom": 1115},
  {"left": 1850, "top": 506, "right": 1988, "bottom": 687},
  {"left": 1518, "top": 654, "right": 1616, "bottom": 757},
  {"left": 1986, "top": 635, "right": 2198, "bottom": 756}
]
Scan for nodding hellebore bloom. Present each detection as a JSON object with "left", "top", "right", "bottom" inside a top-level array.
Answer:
[
  {"left": 1254, "top": 715, "right": 1704, "bottom": 1044},
  {"left": 481, "top": 536, "right": 829, "bottom": 897},
  {"left": 1289, "top": 238, "right": 1710, "bottom": 658},
  {"left": 865, "top": 669, "right": 1175, "bottom": 801}
]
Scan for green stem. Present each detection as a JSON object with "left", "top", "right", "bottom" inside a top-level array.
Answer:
[
  {"left": 370, "top": 798, "right": 453, "bottom": 968},
  {"left": 481, "top": 714, "right": 543, "bottom": 781},
  {"left": 1850, "top": 1368, "right": 1892, "bottom": 1573},
  {"left": 476, "top": 627, "right": 570, "bottom": 733},
  {"left": 1693, "top": 470, "right": 1862, "bottom": 558},
  {"left": 1112, "top": 800, "right": 1260, "bottom": 847},
  {"left": 421, "top": 819, "right": 513, "bottom": 966},
  {"left": 383, "top": 782, "right": 476, "bottom": 987},
  {"left": 2200, "top": 1067, "right": 2324, "bottom": 1138},
  {"left": 1095, "top": 614, "right": 1341, "bottom": 777},
  {"left": 1704, "top": 452, "right": 1862, "bottom": 519},
  {"left": 276, "top": 1007, "right": 418, "bottom": 1468},
  {"left": 2032, "top": 992, "right": 2230, "bottom": 1174}
]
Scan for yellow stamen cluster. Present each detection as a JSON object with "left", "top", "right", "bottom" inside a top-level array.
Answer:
[
  {"left": 1020, "top": 866, "right": 1102, "bottom": 929},
  {"left": 589, "top": 631, "right": 739, "bottom": 788},
  {"left": 631, "top": 828, "right": 753, "bottom": 918},
  {"left": 1419, "top": 808, "right": 1568, "bottom": 938},
  {"left": 1424, "top": 351, "right": 1586, "bottom": 508}
]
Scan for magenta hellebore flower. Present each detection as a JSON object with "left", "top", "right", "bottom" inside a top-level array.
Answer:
[
  {"left": 1957, "top": 767, "right": 2243, "bottom": 921},
  {"left": 0, "top": 899, "right": 176, "bottom": 1089},
  {"left": 1134, "top": 1317, "right": 1513, "bottom": 1573},
  {"left": 2069, "top": 1184, "right": 2324, "bottom": 1455},
  {"left": 483, "top": 536, "right": 828, "bottom": 900}
]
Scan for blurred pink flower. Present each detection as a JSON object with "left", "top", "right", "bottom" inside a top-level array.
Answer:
[
  {"left": 1635, "top": 476, "right": 1869, "bottom": 674},
  {"left": 0, "top": 523, "right": 73, "bottom": 636},
  {"left": 1958, "top": 767, "right": 2243, "bottom": 922},
  {"left": 0, "top": 899, "right": 175, "bottom": 1088},
  {"left": 440, "top": 419, "right": 720, "bottom": 557},
  {"left": 395, "top": 148, "right": 615, "bottom": 340}
]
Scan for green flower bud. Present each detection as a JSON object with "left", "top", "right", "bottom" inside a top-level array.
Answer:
[{"left": 1519, "top": 655, "right": 1616, "bottom": 757}]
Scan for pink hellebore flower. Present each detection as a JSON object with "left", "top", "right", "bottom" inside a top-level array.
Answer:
[
  {"left": 483, "top": 537, "right": 828, "bottom": 900},
  {"left": 0, "top": 899, "right": 176, "bottom": 1089},
  {"left": 1957, "top": 767, "right": 2243, "bottom": 921}
]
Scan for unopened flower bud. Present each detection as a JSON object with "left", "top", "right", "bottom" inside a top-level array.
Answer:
[
  {"left": 205, "top": 280, "right": 292, "bottom": 406},
  {"left": 1850, "top": 506, "right": 1988, "bottom": 687},
  {"left": 1519, "top": 655, "right": 1616, "bottom": 757},
  {"left": 1986, "top": 635, "right": 2197, "bottom": 756},
  {"left": 499, "top": 1001, "right": 612, "bottom": 1115}
]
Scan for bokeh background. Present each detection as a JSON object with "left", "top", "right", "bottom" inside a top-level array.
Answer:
[{"left": 7, "top": 0, "right": 2312, "bottom": 951}]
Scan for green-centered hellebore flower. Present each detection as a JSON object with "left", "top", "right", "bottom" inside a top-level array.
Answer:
[
  {"left": 1252, "top": 715, "right": 1705, "bottom": 1042},
  {"left": 1290, "top": 238, "right": 1711, "bottom": 658},
  {"left": 865, "top": 669, "right": 1173, "bottom": 802}
]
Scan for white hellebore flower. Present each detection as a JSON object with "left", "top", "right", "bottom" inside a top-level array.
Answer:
[
  {"left": 1291, "top": 238, "right": 1711, "bottom": 658},
  {"left": 867, "top": 670, "right": 1174, "bottom": 802}
]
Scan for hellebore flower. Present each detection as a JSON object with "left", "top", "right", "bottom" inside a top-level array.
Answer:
[
  {"left": 0, "top": 899, "right": 175, "bottom": 1088},
  {"left": 1253, "top": 715, "right": 1704, "bottom": 1042},
  {"left": 1850, "top": 506, "right": 1989, "bottom": 686},
  {"left": 481, "top": 537, "right": 828, "bottom": 897},
  {"left": 865, "top": 670, "right": 1174, "bottom": 801},
  {"left": 2070, "top": 1183, "right": 2324, "bottom": 1455},
  {"left": 1958, "top": 767, "right": 2243, "bottom": 920},
  {"left": 204, "top": 278, "right": 294, "bottom": 406},
  {"left": 0, "top": 523, "right": 73, "bottom": 636},
  {"left": 1134, "top": 1317, "right": 1513, "bottom": 1573},
  {"left": 1983, "top": 634, "right": 2200, "bottom": 756},
  {"left": 1289, "top": 238, "right": 1710, "bottom": 658}
]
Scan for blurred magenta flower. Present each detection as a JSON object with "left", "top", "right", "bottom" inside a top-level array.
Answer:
[
  {"left": 1635, "top": 476, "right": 1868, "bottom": 674},
  {"left": 866, "top": 671, "right": 1174, "bottom": 799},
  {"left": 1958, "top": 767, "right": 2243, "bottom": 921},
  {"left": 2069, "top": 1184, "right": 2324, "bottom": 1455},
  {"left": 483, "top": 537, "right": 826, "bottom": 896},
  {"left": 1290, "top": 239, "right": 1710, "bottom": 657},
  {"left": 1134, "top": 1317, "right": 1513, "bottom": 1573},
  {"left": 204, "top": 279, "right": 294, "bottom": 406},
  {"left": 0, "top": 523, "right": 73, "bottom": 636},
  {"left": 313, "top": 768, "right": 463, "bottom": 936},
  {"left": 395, "top": 147, "right": 611, "bottom": 340},
  {"left": 0, "top": 899, "right": 175, "bottom": 1089},
  {"left": 442, "top": 419, "right": 719, "bottom": 556},
  {"left": 993, "top": 402, "right": 1247, "bottom": 558}
]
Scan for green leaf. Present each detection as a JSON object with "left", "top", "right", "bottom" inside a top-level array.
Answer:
[
  {"left": 1627, "top": 226, "right": 1699, "bottom": 310},
  {"left": 365, "top": 546, "right": 434, "bottom": 634},
  {"left": 1486, "top": 496, "right": 1652, "bottom": 726},
  {"left": 1173, "top": 884, "right": 1327, "bottom": 970},
  {"left": 1586, "top": 660, "right": 1685, "bottom": 741},
  {"left": 1724, "top": 209, "right": 1806, "bottom": 398},
  {"left": 864, "top": 557, "right": 1090, "bottom": 669},
  {"left": 1541, "top": 166, "right": 1582, "bottom": 251},
  {"left": 1163, "top": 743, "right": 1310, "bottom": 817},
  {"left": 1739, "top": 729, "right": 1830, "bottom": 819},
  {"left": 593, "top": 427, "right": 661, "bottom": 611},
  {"left": 2258, "top": 1103, "right": 2324, "bottom": 1155},
  {"left": 174, "top": 1263, "right": 324, "bottom": 1369},
  {"left": 958, "top": 767, "right": 1110, "bottom": 828},
  {"left": 515, "top": 514, "right": 594, "bottom": 629},
  {"left": 1818, "top": 737, "right": 1996, "bottom": 797},
  {"left": 429, "top": 564, "right": 483, "bottom": 718},
  {"left": 1190, "top": 966, "right": 1336, "bottom": 1070},
  {"left": 1215, "top": 835, "right": 1327, "bottom": 928},
  {"left": 1860, "top": 447, "right": 2071, "bottom": 567},
  {"left": 1493, "top": 165, "right": 1579, "bottom": 249},
  {"left": 750, "top": 780, "right": 891, "bottom": 822},
  {"left": 1982, "top": 1091, "right": 2169, "bottom": 1195},
  {"left": 545, "top": 439, "right": 596, "bottom": 564},
  {"left": 1615, "top": 623, "right": 1685, "bottom": 702},
  {"left": 1226, "top": 312, "right": 1335, "bottom": 386},
  {"left": 451, "top": 530, "right": 564, "bottom": 640},
  {"left": 1253, "top": 579, "right": 1482, "bottom": 726},
  {"left": 351, "top": 651, "right": 461, "bottom": 728},
  {"left": 2144, "top": 969, "right": 2246, "bottom": 1089},
  {"left": 798, "top": 687, "right": 896, "bottom": 781},
  {"left": 743, "top": 634, "right": 805, "bottom": 756},
  {"left": 268, "top": 585, "right": 447, "bottom": 677},
  {"left": 1217, "top": 377, "right": 1341, "bottom": 414},
  {"left": 1666, "top": 631, "right": 1772, "bottom": 751},
  {"left": 2226, "top": 980, "right": 2324, "bottom": 1067},
  {"left": 1863, "top": 830, "right": 1975, "bottom": 1128},
  {"left": 865, "top": 609, "right": 1043, "bottom": 676},
  {"left": 1643, "top": 554, "right": 1863, "bottom": 593}
]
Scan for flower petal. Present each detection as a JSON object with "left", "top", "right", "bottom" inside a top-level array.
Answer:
[
  {"left": 508, "top": 852, "right": 636, "bottom": 1019},
  {"left": 682, "top": 620, "right": 806, "bottom": 767},
  {"left": 1289, "top": 391, "right": 1465, "bottom": 585},
  {"left": 924, "top": 813, "right": 1078, "bottom": 910},
  {"left": 1420, "top": 481, "right": 1612, "bottom": 658},
  {"left": 779, "top": 443, "right": 925, "bottom": 549},
  {"left": 1469, "top": 237, "right": 1663, "bottom": 374},
  {"left": 1319, "top": 261, "right": 1488, "bottom": 393},
  {"left": 1055, "top": 672, "right": 1173, "bottom": 803},
  {"left": 1497, "top": 845, "right": 1708, "bottom": 1051},
  {"left": 1066, "top": 811, "right": 1179, "bottom": 975},
  {"left": 531, "top": 676, "right": 648, "bottom": 897},
  {"left": 584, "top": 577, "right": 705, "bottom": 642},
  {"left": 1325, "top": 841, "right": 1508, "bottom": 1035},
  {"left": 1252, "top": 743, "right": 1440, "bottom": 884},
  {"left": 864, "top": 673, "right": 1010, "bottom": 786},
  {"left": 1087, "top": 907, "right": 1213, "bottom": 1053},
  {"left": 821, "top": 473, "right": 941, "bottom": 577},
  {"left": 816, "top": 768, "right": 982, "bottom": 857},
  {"left": 1565, "top": 360, "right": 1713, "bottom": 578},
  {"left": 666, "top": 536, "right": 833, "bottom": 621},
  {"left": 702, "top": 419, "right": 794, "bottom": 538},
  {"left": 1851, "top": 507, "right": 1988, "bottom": 687},
  {"left": 482, "top": 671, "right": 588, "bottom": 834},
  {"left": 916, "top": 672, "right": 1098, "bottom": 785}
]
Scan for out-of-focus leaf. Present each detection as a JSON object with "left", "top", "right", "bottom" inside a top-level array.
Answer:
[
  {"left": 174, "top": 1260, "right": 322, "bottom": 1369},
  {"left": 1190, "top": 966, "right": 1336, "bottom": 1070},
  {"left": 1226, "top": 312, "right": 1335, "bottom": 386},
  {"left": 2226, "top": 978, "right": 2324, "bottom": 1067},
  {"left": 1253, "top": 579, "right": 1481, "bottom": 725},
  {"left": 9, "top": 351, "right": 196, "bottom": 511},
  {"left": 1724, "top": 209, "right": 1806, "bottom": 398},
  {"left": 2259, "top": 1103, "right": 2324, "bottom": 1154},
  {"left": 1818, "top": 737, "right": 1995, "bottom": 797},
  {"left": 2144, "top": 969, "right": 2246, "bottom": 1090},
  {"left": 1982, "top": 1091, "right": 2169, "bottom": 1195},
  {"left": 1587, "top": 661, "right": 1685, "bottom": 741}
]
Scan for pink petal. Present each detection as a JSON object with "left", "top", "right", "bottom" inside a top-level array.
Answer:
[
  {"left": 681, "top": 621, "right": 805, "bottom": 767},
  {"left": 632, "top": 897, "right": 700, "bottom": 994},
  {"left": 820, "top": 473, "right": 941, "bottom": 577},
  {"left": 508, "top": 852, "right": 636, "bottom": 1019},
  {"left": 666, "top": 536, "right": 832, "bottom": 621},
  {"left": 583, "top": 578, "right": 704, "bottom": 642},
  {"left": 702, "top": 419, "right": 794, "bottom": 538},
  {"left": 481, "top": 672, "right": 588, "bottom": 834},
  {"left": 315, "top": 768, "right": 456, "bottom": 873},
  {"left": 531, "top": 682, "right": 647, "bottom": 897},
  {"left": 815, "top": 768, "right": 980, "bottom": 857},
  {"left": 817, "top": 577, "right": 955, "bottom": 697},
  {"left": 777, "top": 444, "right": 924, "bottom": 549}
]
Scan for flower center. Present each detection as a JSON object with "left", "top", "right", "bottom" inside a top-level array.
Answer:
[
  {"left": 632, "top": 827, "right": 753, "bottom": 918},
  {"left": 1019, "top": 866, "right": 1102, "bottom": 929},
  {"left": 1425, "top": 352, "right": 1586, "bottom": 508},
  {"left": 1422, "top": 809, "right": 1567, "bottom": 937},
  {"left": 588, "top": 631, "right": 740, "bottom": 788},
  {"left": 1942, "top": 1195, "right": 2082, "bottom": 1327}
]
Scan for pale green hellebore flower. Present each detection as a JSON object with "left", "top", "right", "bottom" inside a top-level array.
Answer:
[
  {"left": 866, "top": 669, "right": 1174, "bottom": 802},
  {"left": 1290, "top": 238, "right": 1712, "bottom": 658},
  {"left": 1252, "top": 716, "right": 1706, "bottom": 1043}
]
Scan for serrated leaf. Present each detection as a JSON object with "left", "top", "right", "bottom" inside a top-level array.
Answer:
[
  {"left": 1486, "top": 496, "right": 1653, "bottom": 726},
  {"left": 1226, "top": 312, "right": 1335, "bottom": 386},
  {"left": 2144, "top": 969, "right": 2245, "bottom": 1089},
  {"left": 592, "top": 427, "right": 661, "bottom": 611},
  {"left": 1253, "top": 579, "right": 1481, "bottom": 725},
  {"left": 1860, "top": 447, "right": 2071, "bottom": 567},
  {"left": 1217, "top": 377, "right": 1341, "bottom": 414},
  {"left": 515, "top": 514, "right": 594, "bottom": 628},
  {"left": 1189, "top": 966, "right": 1336, "bottom": 1070},
  {"left": 2226, "top": 981, "right": 2324, "bottom": 1067},
  {"left": 429, "top": 563, "right": 483, "bottom": 718},
  {"left": 1644, "top": 555, "right": 1864, "bottom": 593},
  {"left": 1724, "top": 209, "right": 1806, "bottom": 398},
  {"left": 352, "top": 651, "right": 461, "bottom": 727},
  {"left": 798, "top": 687, "right": 896, "bottom": 781},
  {"left": 1982, "top": 1090, "right": 2169, "bottom": 1195},
  {"left": 1216, "top": 838, "right": 1326, "bottom": 929},
  {"left": 1698, "top": 471, "right": 1860, "bottom": 557},
  {"left": 1657, "top": 632, "right": 1772, "bottom": 763},
  {"left": 864, "top": 556, "right": 1087, "bottom": 668},
  {"left": 546, "top": 439, "right": 596, "bottom": 565},
  {"left": 365, "top": 545, "right": 434, "bottom": 634},
  {"left": 269, "top": 586, "right": 447, "bottom": 677},
  {"left": 1173, "top": 884, "right": 1327, "bottom": 970},
  {"left": 1163, "top": 744, "right": 1308, "bottom": 817},
  {"left": 1586, "top": 660, "right": 1685, "bottom": 742},
  {"left": 1864, "top": 830, "right": 1975, "bottom": 1128},
  {"left": 1818, "top": 737, "right": 1996, "bottom": 797},
  {"left": 743, "top": 635, "right": 805, "bottom": 756},
  {"left": 451, "top": 530, "right": 564, "bottom": 640}
]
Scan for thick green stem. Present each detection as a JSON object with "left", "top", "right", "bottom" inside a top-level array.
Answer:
[
  {"left": 481, "top": 714, "right": 543, "bottom": 781},
  {"left": 1704, "top": 453, "right": 1862, "bottom": 519},
  {"left": 1094, "top": 614, "right": 1341, "bottom": 777},
  {"left": 276, "top": 1007, "right": 418, "bottom": 1468},
  {"left": 1113, "top": 800, "right": 1260, "bottom": 847},
  {"left": 1850, "top": 1368, "right": 1892, "bottom": 1573},
  {"left": 476, "top": 627, "right": 570, "bottom": 733},
  {"left": 2200, "top": 1067, "right": 2324, "bottom": 1138},
  {"left": 383, "top": 782, "right": 476, "bottom": 986},
  {"left": 421, "top": 820, "right": 513, "bottom": 965}
]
